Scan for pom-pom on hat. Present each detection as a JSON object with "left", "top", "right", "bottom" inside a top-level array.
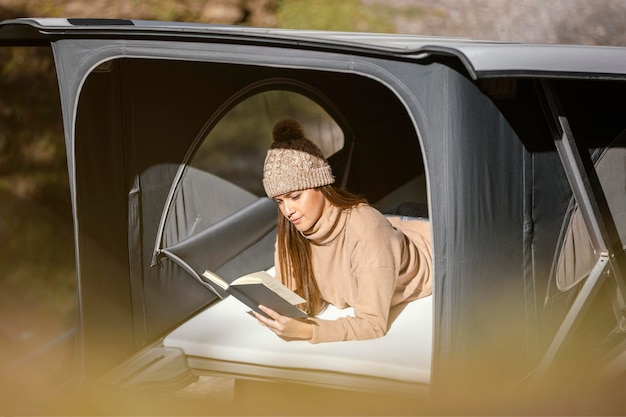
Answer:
[{"left": 262, "top": 119, "right": 335, "bottom": 198}]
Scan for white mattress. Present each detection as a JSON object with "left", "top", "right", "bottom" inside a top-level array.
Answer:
[{"left": 164, "top": 291, "right": 432, "bottom": 386}]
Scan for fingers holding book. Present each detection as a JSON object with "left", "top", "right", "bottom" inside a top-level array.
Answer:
[{"left": 253, "top": 305, "right": 314, "bottom": 341}]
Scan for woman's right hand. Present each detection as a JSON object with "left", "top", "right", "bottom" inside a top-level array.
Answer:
[{"left": 253, "top": 305, "right": 313, "bottom": 341}]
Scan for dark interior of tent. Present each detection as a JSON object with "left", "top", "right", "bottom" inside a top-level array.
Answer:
[{"left": 74, "top": 57, "right": 428, "bottom": 377}]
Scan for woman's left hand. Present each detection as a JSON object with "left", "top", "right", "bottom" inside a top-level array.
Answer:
[{"left": 253, "top": 305, "right": 313, "bottom": 341}]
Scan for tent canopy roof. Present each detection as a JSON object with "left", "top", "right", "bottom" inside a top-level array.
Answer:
[{"left": 2, "top": 17, "right": 626, "bottom": 80}]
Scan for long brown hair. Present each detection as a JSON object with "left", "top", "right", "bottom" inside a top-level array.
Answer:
[{"left": 276, "top": 185, "right": 367, "bottom": 316}]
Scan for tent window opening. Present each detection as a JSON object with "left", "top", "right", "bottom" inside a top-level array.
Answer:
[
  {"left": 189, "top": 89, "right": 344, "bottom": 198},
  {"left": 552, "top": 130, "right": 626, "bottom": 293}
]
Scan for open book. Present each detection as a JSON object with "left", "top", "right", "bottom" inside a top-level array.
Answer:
[{"left": 202, "top": 270, "right": 308, "bottom": 319}]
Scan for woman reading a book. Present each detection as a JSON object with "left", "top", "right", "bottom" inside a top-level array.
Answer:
[{"left": 254, "top": 119, "right": 432, "bottom": 343}]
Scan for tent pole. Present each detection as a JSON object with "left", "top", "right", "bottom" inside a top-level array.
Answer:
[{"left": 532, "top": 79, "right": 626, "bottom": 384}]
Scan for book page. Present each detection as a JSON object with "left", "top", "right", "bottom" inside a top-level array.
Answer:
[
  {"left": 234, "top": 271, "right": 305, "bottom": 305},
  {"left": 260, "top": 275, "right": 306, "bottom": 305},
  {"left": 202, "top": 270, "right": 229, "bottom": 290},
  {"left": 232, "top": 270, "right": 272, "bottom": 285}
]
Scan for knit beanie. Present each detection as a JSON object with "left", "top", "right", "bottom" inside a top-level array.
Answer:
[{"left": 262, "top": 119, "right": 335, "bottom": 198}]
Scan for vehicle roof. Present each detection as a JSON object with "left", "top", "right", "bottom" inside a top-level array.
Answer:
[{"left": 1, "top": 17, "right": 626, "bottom": 80}]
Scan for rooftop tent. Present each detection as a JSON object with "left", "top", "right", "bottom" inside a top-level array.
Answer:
[{"left": 3, "top": 18, "right": 626, "bottom": 402}]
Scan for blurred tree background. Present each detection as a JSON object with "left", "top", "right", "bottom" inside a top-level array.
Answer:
[{"left": 1, "top": 0, "right": 626, "bottom": 399}]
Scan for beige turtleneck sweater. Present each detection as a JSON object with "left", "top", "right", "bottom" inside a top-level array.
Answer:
[{"left": 276, "top": 203, "right": 432, "bottom": 344}]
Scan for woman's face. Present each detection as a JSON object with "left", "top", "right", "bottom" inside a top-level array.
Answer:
[{"left": 274, "top": 188, "right": 328, "bottom": 234}]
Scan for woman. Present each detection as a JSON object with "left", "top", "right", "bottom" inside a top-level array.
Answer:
[{"left": 254, "top": 119, "right": 432, "bottom": 343}]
